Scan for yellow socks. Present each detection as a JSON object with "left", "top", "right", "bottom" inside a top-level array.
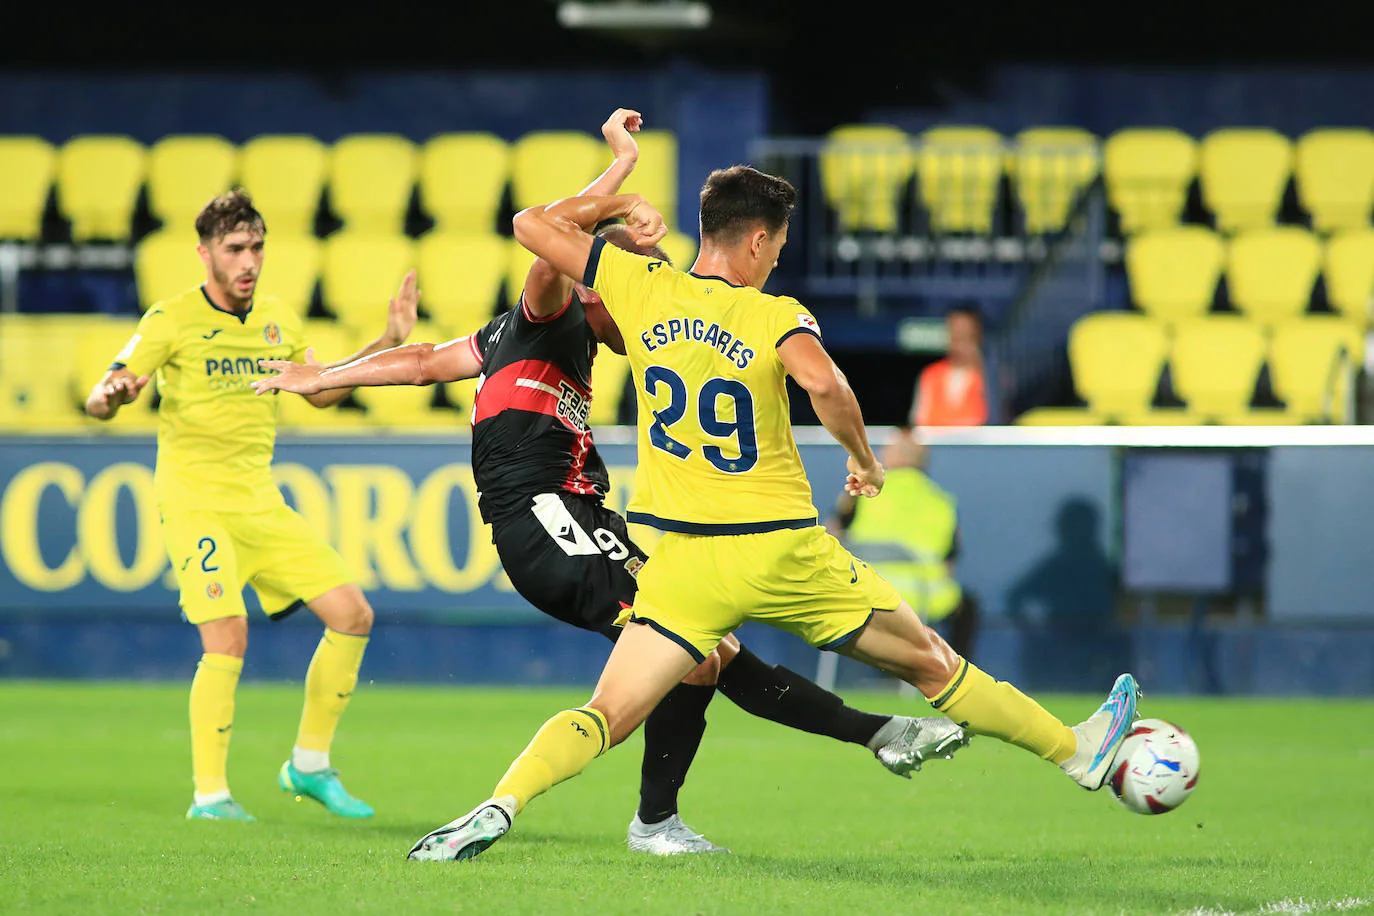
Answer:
[
  {"left": 493, "top": 707, "right": 609, "bottom": 814},
  {"left": 930, "top": 659, "right": 1076, "bottom": 764},
  {"left": 294, "top": 630, "right": 369, "bottom": 767},
  {"left": 190, "top": 653, "right": 243, "bottom": 797}
]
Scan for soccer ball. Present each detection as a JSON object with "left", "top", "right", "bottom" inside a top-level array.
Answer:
[{"left": 1108, "top": 718, "right": 1199, "bottom": 815}]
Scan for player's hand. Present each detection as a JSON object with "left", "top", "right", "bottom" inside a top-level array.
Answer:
[
  {"left": 623, "top": 195, "right": 668, "bottom": 246},
  {"left": 845, "top": 456, "right": 885, "bottom": 498},
  {"left": 383, "top": 269, "right": 420, "bottom": 347},
  {"left": 601, "top": 108, "right": 642, "bottom": 163},
  {"left": 97, "top": 373, "right": 150, "bottom": 408},
  {"left": 253, "top": 349, "right": 325, "bottom": 396}
]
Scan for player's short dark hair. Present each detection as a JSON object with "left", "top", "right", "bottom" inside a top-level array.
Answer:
[
  {"left": 596, "top": 223, "right": 672, "bottom": 267},
  {"left": 946, "top": 300, "right": 984, "bottom": 328},
  {"left": 195, "top": 188, "right": 266, "bottom": 243},
  {"left": 698, "top": 165, "right": 795, "bottom": 244}
]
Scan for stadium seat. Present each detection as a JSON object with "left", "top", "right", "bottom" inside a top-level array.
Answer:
[
  {"left": 0, "top": 137, "right": 55, "bottom": 240},
  {"left": 239, "top": 135, "right": 329, "bottom": 237},
  {"left": 1009, "top": 127, "right": 1100, "bottom": 235},
  {"left": 618, "top": 129, "right": 679, "bottom": 230},
  {"left": 275, "top": 319, "right": 366, "bottom": 430},
  {"left": 1103, "top": 128, "right": 1197, "bottom": 234},
  {"left": 328, "top": 134, "right": 417, "bottom": 235},
  {"left": 349, "top": 321, "right": 452, "bottom": 427},
  {"left": 1268, "top": 317, "right": 1364, "bottom": 422},
  {"left": 1125, "top": 226, "right": 1225, "bottom": 324},
  {"left": 0, "top": 315, "right": 83, "bottom": 430},
  {"left": 659, "top": 230, "right": 698, "bottom": 271},
  {"left": 1294, "top": 128, "right": 1374, "bottom": 233},
  {"left": 505, "top": 238, "right": 539, "bottom": 307},
  {"left": 445, "top": 376, "right": 479, "bottom": 421},
  {"left": 1323, "top": 229, "right": 1374, "bottom": 325},
  {"left": 146, "top": 135, "right": 238, "bottom": 231},
  {"left": 1067, "top": 313, "right": 1168, "bottom": 420},
  {"left": 1169, "top": 318, "right": 1267, "bottom": 420},
  {"left": 55, "top": 135, "right": 146, "bottom": 241},
  {"left": 916, "top": 126, "right": 1004, "bottom": 234},
  {"left": 416, "top": 232, "right": 506, "bottom": 334},
  {"left": 589, "top": 350, "right": 631, "bottom": 426},
  {"left": 256, "top": 234, "right": 320, "bottom": 316},
  {"left": 1226, "top": 227, "right": 1322, "bottom": 325},
  {"left": 419, "top": 133, "right": 510, "bottom": 235},
  {"left": 818, "top": 124, "right": 915, "bottom": 233},
  {"left": 509, "top": 131, "right": 604, "bottom": 212},
  {"left": 134, "top": 229, "right": 206, "bottom": 310},
  {"left": 1198, "top": 128, "right": 1292, "bottom": 233},
  {"left": 320, "top": 232, "right": 416, "bottom": 331},
  {"left": 72, "top": 317, "right": 160, "bottom": 431},
  {"left": 1013, "top": 407, "right": 1099, "bottom": 426}
]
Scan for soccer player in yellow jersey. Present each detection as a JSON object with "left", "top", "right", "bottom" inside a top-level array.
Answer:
[
  {"left": 407, "top": 165, "right": 1141, "bottom": 862},
  {"left": 85, "top": 189, "right": 417, "bottom": 822}
]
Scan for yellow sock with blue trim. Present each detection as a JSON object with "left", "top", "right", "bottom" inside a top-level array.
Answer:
[
  {"left": 493, "top": 707, "right": 609, "bottom": 814},
  {"left": 294, "top": 630, "right": 369, "bottom": 768},
  {"left": 930, "top": 658, "right": 1076, "bottom": 764},
  {"left": 190, "top": 653, "right": 243, "bottom": 796}
]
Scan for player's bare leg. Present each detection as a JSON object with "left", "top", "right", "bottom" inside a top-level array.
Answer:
[
  {"left": 278, "top": 584, "right": 375, "bottom": 817},
  {"left": 409, "top": 621, "right": 699, "bottom": 862},
  {"left": 842, "top": 601, "right": 1139, "bottom": 789},
  {"left": 187, "top": 616, "right": 255, "bottom": 821}
]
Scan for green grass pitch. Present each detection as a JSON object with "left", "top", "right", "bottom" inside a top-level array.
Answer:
[{"left": 3, "top": 681, "right": 1371, "bottom": 915}]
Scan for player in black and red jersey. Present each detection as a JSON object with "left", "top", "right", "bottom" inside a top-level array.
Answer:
[{"left": 253, "top": 109, "right": 965, "bottom": 854}]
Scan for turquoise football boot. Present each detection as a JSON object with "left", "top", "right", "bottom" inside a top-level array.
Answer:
[
  {"left": 279, "top": 761, "right": 374, "bottom": 818},
  {"left": 186, "top": 798, "right": 257, "bottom": 821}
]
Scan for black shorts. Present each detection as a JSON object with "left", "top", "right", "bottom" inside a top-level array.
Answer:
[{"left": 490, "top": 492, "right": 648, "bottom": 641}]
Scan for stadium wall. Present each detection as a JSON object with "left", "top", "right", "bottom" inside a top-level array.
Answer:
[{"left": 1, "top": 434, "right": 1372, "bottom": 695}]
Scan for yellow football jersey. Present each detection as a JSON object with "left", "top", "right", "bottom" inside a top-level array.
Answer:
[
  {"left": 587, "top": 239, "right": 822, "bottom": 533},
  {"left": 114, "top": 286, "right": 307, "bottom": 512}
]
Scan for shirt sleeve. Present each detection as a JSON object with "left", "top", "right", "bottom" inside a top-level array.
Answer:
[
  {"left": 112, "top": 307, "right": 176, "bottom": 376},
  {"left": 586, "top": 237, "right": 662, "bottom": 333},
  {"left": 771, "top": 298, "right": 823, "bottom": 350},
  {"left": 471, "top": 314, "right": 507, "bottom": 363}
]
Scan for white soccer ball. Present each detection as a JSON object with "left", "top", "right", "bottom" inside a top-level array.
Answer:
[{"left": 1107, "top": 717, "right": 1200, "bottom": 815}]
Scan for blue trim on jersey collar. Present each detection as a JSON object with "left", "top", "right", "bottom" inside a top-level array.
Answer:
[
  {"left": 201, "top": 285, "right": 253, "bottom": 324},
  {"left": 688, "top": 272, "right": 745, "bottom": 288}
]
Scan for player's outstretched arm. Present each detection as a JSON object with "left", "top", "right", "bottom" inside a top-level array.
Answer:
[
  {"left": 297, "top": 269, "right": 421, "bottom": 407},
  {"left": 777, "top": 332, "right": 885, "bottom": 497},
  {"left": 524, "top": 108, "right": 644, "bottom": 319},
  {"left": 85, "top": 368, "right": 151, "bottom": 421},
  {"left": 513, "top": 193, "right": 665, "bottom": 289},
  {"left": 252, "top": 335, "right": 481, "bottom": 398}
]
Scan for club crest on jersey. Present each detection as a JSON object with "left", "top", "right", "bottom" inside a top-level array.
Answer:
[
  {"left": 206, "top": 582, "right": 223, "bottom": 599},
  {"left": 624, "top": 556, "right": 645, "bottom": 578},
  {"left": 263, "top": 322, "right": 281, "bottom": 345}
]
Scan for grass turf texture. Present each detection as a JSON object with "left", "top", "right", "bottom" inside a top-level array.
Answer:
[{"left": 2, "top": 682, "right": 1370, "bottom": 915}]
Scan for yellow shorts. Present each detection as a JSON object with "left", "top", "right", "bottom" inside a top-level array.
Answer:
[
  {"left": 161, "top": 505, "right": 352, "bottom": 625},
  {"left": 617, "top": 525, "right": 902, "bottom": 661}
]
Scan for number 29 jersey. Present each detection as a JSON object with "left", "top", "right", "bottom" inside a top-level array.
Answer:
[{"left": 586, "top": 238, "right": 822, "bottom": 535}]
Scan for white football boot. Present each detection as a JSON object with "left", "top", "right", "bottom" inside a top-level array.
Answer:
[{"left": 627, "top": 813, "right": 730, "bottom": 855}]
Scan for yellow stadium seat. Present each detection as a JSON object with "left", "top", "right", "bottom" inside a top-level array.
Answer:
[
  {"left": 257, "top": 234, "right": 320, "bottom": 317},
  {"left": 72, "top": 317, "right": 159, "bottom": 431},
  {"left": 416, "top": 232, "right": 506, "bottom": 334},
  {"left": 275, "top": 319, "right": 365, "bottom": 430},
  {"left": 239, "top": 135, "right": 328, "bottom": 237},
  {"left": 1013, "top": 407, "right": 1100, "bottom": 426},
  {"left": 349, "top": 321, "right": 452, "bottom": 427},
  {"left": 320, "top": 232, "right": 415, "bottom": 331},
  {"left": 1294, "top": 128, "right": 1374, "bottom": 233},
  {"left": 818, "top": 124, "right": 915, "bottom": 233},
  {"left": 1226, "top": 227, "right": 1322, "bottom": 325},
  {"left": 328, "top": 134, "right": 417, "bottom": 235},
  {"left": 1126, "top": 226, "right": 1225, "bottom": 323},
  {"left": 1268, "top": 317, "right": 1364, "bottom": 422},
  {"left": 1103, "top": 128, "right": 1198, "bottom": 233},
  {"left": 146, "top": 135, "right": 237, "bottom": 230},
  {"left": 589, "top": 350, "right": 631, "bottom": 427},
  {"left": 1198, "top": 128, "right": 1292, "bottom": 233},
  {"left": 0, "top": 315, "right": 83, "bottom": 430},
  {"left": 1217, "top": 410, "right": 1304, "bottom": 426},
  {"left": 917, "top": 126, "right": 1004, "bottom": 234},
  {"left": 505, "top": 238, "right": 539, "bottom": 308},
  {"left": 1119, "top": 410, "right": 1199, "bottom": 426},
  {"left": 1067, "top": 313, "right": 1168, "bottom": 419},
  {"left": 618, "top": 129, "right": 679, "bottom": 229},
  {"left": 0, "top": 137, "right": 55, "bottom": 240},
  {"left": 56, "top": 135, "right": 146, "bottom": 241},
  {"left": 659, "top": 230, "right": 698, "bottom": 271},
  {"left": 510, "top": 131, "right": 604, "bottom": 211},
  {"left": 134, "top": 229, "right": 205, "bottom": 310},
  {"left": 1010, "top": 127, "right": 1100, "bottom": 235},
  {"left": 1323, "top": 229, "right": 1374, "bottom": 325},
  {"left": 445, "top": 376, "right": 479, "bottom": 420},
  {"left": 419, "top": 133, "right": 510, "bottom": 234},
  {"left": 1169, "top": 318, "right": 1267, "bottom": 420}
]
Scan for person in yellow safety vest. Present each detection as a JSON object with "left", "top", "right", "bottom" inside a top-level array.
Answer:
[{"left": 827, "top": 425, "right": 979, "bottom": 661}]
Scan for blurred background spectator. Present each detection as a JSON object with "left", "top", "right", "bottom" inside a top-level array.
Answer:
[{"left": 909, "top": 303, "right": 988, "bottom": 427}]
